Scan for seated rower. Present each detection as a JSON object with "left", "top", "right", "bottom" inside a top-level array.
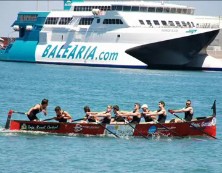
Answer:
[
  {"left": 94, "top": 105, "right": 112, "bottom": 124},
  {"left": 111, "top": 105, "right": 125, "bottom": 123},
  {"left": 141, "top": 104, "right": 156, "bottom": 122},
  {"left": 54, "top": 106, "right": 72, "bottom": 123},
  {"left": 82, "top": 106, "right": 98, "bottom": 123},
  {"left": 168, "top": 100, "right": 194, "bottom": 122},
  {"left": 121, "top": 103, "right": 141, "bottom": 124},
  {"left": 27, "top": 99, "right": 48, "bottom": 121},
  {"left": 145, "top": 101, "right": 167, "bottom": 123}
]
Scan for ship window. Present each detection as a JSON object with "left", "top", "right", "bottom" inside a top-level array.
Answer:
[
  {"left": 177, "top": 8, "right": 182, "bottom": 14},
  {"left": 100, "top": 6, "right": 104, "bottom": 11},
  {"left": 116, "top": 5, "right": 123, "bottom": 11},
  {"left": 123, "top": 6, "right": 131, "bottom": 11},
  {"left": 81, "top": 6, "right": 85, "bottom": 11},
  {"left": 105, "top": 6, "right": 109, "bottom": 11},
  {"left": 97, "top": 19, "right": 100, "bottom": 23},
  {"left": 116, "top": 19, "right": 123, "bottom": 24},
  {"left": 139, "top": 20, "right": 145, "bottom": 25},
  {"left": 187, "top": 22, "right": 192, "bottom": 27},
  {"left": 181, "top": 21, "right": 187, "bottom": 27},
  {"left": 148, "top": 7, "right": 155, "bottom": 12},
  {"left": 191, "top": 22, "right": 195, "bottom": 27},
  {"left": 103, "top": 19, "right": 123, "bottom": 24},
  {"left": 153, "top": 20, "right": 160, "bottom": 25},
  {"left": 163, "top": 8, "right": 170, "bottom": 13},
  {"left": 45, "top": 17, "right": 59, "bottom": 25},
  {"left": 79, "top": 18, "right": 94, "bottom": 25},
  {"left": 161, "top": 20, "right": 167, "bottom": 26},
  {"left": 103, "top": 19, "right": 108, "bottom": 24},
  {"left": 175, "top": 21, "right": 181, "bottom": 27},
  {"left": 168, "top": 21, "right": 175, "bottom": 26},
  {"left": 140, "top": 7, "right": 148, "bottom": 12},
  {"left": 170, "top": 8, "right": 176, "bottom": 13},
  {"left": 59, "top": 17, "right": 73, "bottom": 25},
  {"left": 182, "top": 8, "right": 187, "bottom": 14},
  {"left": 156, "top": 7, "right": 163, "bottom": 13},
  {"left": 131, "top": 6, "right": 139, "bottom": 11},
  {"left": 146, "top": 20, "right": 152, "bottom": 26},
  {"left": 19, "top": 14, "right": 38, "bottom": 21},
  {"left": 112, "top": 5, "right": 118, "bottom": 10},
  {"left": 187, "top": 9, "right": 191, "bottom": 14}
]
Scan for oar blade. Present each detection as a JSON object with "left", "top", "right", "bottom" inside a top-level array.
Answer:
[{"left": 5, "top": 110, "right": 14, "bottom": 129}]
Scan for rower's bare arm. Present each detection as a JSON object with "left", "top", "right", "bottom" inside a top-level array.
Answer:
[
  {"left": 64, "top": 112, "right": 72, "bottom": 119},
  {"left": 118, "top": 112, "right": 130, "bottom": 117},
  {"left": 96, "top": 112, "right": 110, "bottom": 117},
  {"left": 148, "top": 110, "right": 164, "bottom": 116}
]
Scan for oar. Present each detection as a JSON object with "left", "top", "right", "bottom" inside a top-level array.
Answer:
[
  {"left": 171, "top": 113, "right": 217, "bottom": 139},
  {"left": 97, "top": 122, "right": 120, "bottom": 138},
  {"left": 125, "top": 120, "right": 149, "bottom": 139},
  {"left": 71, "top": 118, "right": 85, "bottom": 122},
  {"left": 13, "top": 111, "right": 27, "bottom": 115},
  {"left": 151, "top": 118, "right": 184, "bottom": 138},
  {"left": 5, "top": 110, "right": 14, "bottom": 129},
  {"left": 118, "top": 116, "right": 149, "bottom": 139}
]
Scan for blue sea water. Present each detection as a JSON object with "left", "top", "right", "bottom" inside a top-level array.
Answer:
[{"left": 0, "top": 62, "right": 222, "bottom": 173}]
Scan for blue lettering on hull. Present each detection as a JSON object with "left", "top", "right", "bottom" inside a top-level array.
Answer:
[{"left": 41, "top": 44, "right": 118, "bottom": 61}]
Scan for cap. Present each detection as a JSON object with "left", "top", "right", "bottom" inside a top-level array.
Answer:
[{"left": 141, "top": 104, "right": 148, "bottom": 109}]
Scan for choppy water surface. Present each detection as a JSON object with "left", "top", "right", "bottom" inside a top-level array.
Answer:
[{"left": 0, "top": 62, "right": 222, "bottom": 173}]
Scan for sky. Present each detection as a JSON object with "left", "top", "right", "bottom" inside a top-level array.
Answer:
[{"left": 0, "top": 0, "right": 222, "bottom": 36}]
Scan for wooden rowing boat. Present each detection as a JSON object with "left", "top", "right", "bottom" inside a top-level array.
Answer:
[{"left": 4, "top": 101, "right": 217, "bottom": 138}]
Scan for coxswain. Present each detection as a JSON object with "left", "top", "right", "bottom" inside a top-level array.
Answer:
[
  {"left": 168, "top": 100, "right": 194, "bottom": 122},
  {"left": 54, "top": 106, "right": 72, "bottom": 122},
  {"left": 145, "top": 101, "right": 167, "bottom": 123},
  {"left": 27, "top": 99, "right": 48, "bottom": 121}
]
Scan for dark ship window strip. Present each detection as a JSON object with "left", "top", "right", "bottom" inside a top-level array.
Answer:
[
  {"left": 45, "top": 17, "right": 59, "bottom": 25},
  {"left": 73, "top": 5, "right": 194, "bottom": 15},
  {"left": 103, "top": 19, "right": 123, "bottom": 24},
  {"left": 74, "top": 6, "right": 111, "bottom": 11},
  {"left": 79, "top": 18, "right": 94, "bottom": 25},
  {"left": 58, "top": 17, "right": 73, "bottom": 25}
]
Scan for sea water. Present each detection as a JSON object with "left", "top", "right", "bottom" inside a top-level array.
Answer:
[{"left": 0, "top": 62, "right": 222, "bottom": 173}]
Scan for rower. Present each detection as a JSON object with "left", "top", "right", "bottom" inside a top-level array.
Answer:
[
  {"left": 54, "top": 106, "right": 72, "bottom": 123},
  {"left": 94, "top": 105, "right": 112, "bottom": 124},
  {"left": 27, "top": 99, "right": 48, "bottom": 121},
  {"left": 144, "top": 101, "right": 167, "bottom": 123},
  {"left": 141, "top": 104, "right": 156, "bottom": 122},
  {"left": 111, "top": 105, "right": 125, "bottom": 123},
  {"left": 168, "top": 100, "right": 194, "bottom": 122},
  {"left": 121, "top": 103, "right": 141, "bottom": 124},
  {"left": 83, "top": 106, "right": 98, "bottom": 123}
]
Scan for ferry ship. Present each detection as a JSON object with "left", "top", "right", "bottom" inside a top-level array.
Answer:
[{"left": 0, "top": 0, "right": 221, "bottom": 70}]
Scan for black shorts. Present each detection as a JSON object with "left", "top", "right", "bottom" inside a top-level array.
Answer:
[
  {"left": 88, "top": 118, "right": 96, "bottom": 122},
  {"left": 27, "top": 113, "right": 39, "bottom": 121}
]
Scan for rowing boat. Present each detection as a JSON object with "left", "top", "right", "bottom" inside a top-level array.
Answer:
[{"left": 4, "top": 101, "right": 217, "bottom": 138}]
